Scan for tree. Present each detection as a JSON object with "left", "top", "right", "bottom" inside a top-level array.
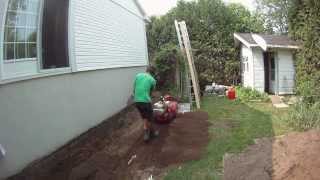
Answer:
[
  {"left": 288, "top": 0, "right": 320, "bottom": 103},
  {"left": 255, "top": 0, "right": 291, "bottom": 34},
  {"left": 147, "top": 0, "right": 265, "bottom": 90}
]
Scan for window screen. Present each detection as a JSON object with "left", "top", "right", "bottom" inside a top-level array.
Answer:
[
  {"left": 3, "top": 0, "right": 40, "bottom": 62},
  {"left": 41, "top": 0, "right": 69, "bottom": 69}
]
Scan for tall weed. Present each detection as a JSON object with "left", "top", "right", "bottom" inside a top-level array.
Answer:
[
  {"left": 235, "top": 86, "right": 269, "bottom": 102},
  {"left": 287, "top": 102, "right": 320, "bottom": 131}
]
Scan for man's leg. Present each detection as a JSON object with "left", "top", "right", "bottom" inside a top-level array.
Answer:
[
  {"left": 144, "top": 119, "right": 151, "bottom": 130},
  {"left": 143, "top": 119, "right": 151, "bottom": 142},
  {"left": 137, "top": 102, "right": 158, "bottom": 142},
  {"left": 136, "top": 103, "right": 150, "bottom": 141},
  {"left": 146, "top": 104, "right": 159, "bottom": 138}
]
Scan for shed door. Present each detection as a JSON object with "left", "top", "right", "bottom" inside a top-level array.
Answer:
[{"left": 269, "top": 53, "right": 277, "bottom": 94}]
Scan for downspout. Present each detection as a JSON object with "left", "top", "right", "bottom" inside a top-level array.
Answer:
[
  {"left": 143, "top": 23, "right": 150, "bottom": 66},
  {"left": 133, "top": 0, "right": 150, "bottom": 23},
  {"left": 68, "top": 0, "right": 77, "bottom": 72}
]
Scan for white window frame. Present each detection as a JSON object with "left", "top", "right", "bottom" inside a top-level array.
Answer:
[
  {"left": 242, "top": 56, "right": 249, "bottom": 73},
  {"left": 0, "top": 0, "right": 72, "bottom": 85},
  {"left": 3, "top": 1, "right": 40, "bottom": 63},
  {"left": 0, "top": 0, "right": 8, "bottom": 81}
]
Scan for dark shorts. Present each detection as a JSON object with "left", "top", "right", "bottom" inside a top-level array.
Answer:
[{"left": 135, "top": 102, "right": 153, "bottom": 121}]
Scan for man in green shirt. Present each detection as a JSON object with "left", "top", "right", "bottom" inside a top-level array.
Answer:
[{"left": 134, "top": 66, "right": 158, "bottom": 142}]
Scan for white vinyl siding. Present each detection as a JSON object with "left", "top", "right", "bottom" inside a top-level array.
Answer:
[
  {"left": 71, "top": 0, "right": 148, "bottom": 71},
  {"left": 113, "top": 0, "right": 141, "bottom": 16},
  {"left": 252, "top": 48, "right": 265, "bottom": 93},
  {"left": 241, "top": 45, "right": 254, "bottom": 88},
  {"left": 277, "top": 50, "right": 295, "bottom": 94}
]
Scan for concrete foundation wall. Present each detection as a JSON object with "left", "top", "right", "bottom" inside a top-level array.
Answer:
[{"left": 0, "top": 66, "right": 145, "bottom": 179}]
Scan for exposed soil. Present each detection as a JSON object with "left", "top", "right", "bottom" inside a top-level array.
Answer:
[
  {"left": 223, "top": 130, "right": 320, "bottom": 180},
  {"left": 9, "top": 107, "right": 209, "bottom": 180}
]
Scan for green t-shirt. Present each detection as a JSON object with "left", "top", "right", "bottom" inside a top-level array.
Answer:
[{"left": 134, "top": 73, "right": 156, "bottom": 103}]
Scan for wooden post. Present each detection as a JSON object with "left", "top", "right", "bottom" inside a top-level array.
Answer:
[
  {"left": 174, "top": 21, "right": 181, "bottom": 95},
  {"left": 175, "top": 20, "right": 185, "bottom": 53},
  {"left": 179, "top": 21, "right": 201, "bottom": 109},
  {"left": 175, "top": 20, "right": 189, "bottom": 100}
]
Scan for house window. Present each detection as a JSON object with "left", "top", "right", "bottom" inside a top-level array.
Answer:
[
  {"left": 41, "top": 0, "right": 69, "bottom": 69},
  {"left": 3, "top": 0, "right": 40, "bottom": 62}
]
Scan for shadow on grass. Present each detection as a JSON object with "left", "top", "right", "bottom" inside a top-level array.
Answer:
[{"left": 164, "top": 96, "right": 278, "bottom": 180}]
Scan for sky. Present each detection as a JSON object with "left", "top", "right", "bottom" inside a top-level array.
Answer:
[{"left": 138, "top": 0, "right": 256, "bottom": 16}]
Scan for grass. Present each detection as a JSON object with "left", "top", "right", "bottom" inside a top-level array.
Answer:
[{"left": 164, "top": 96, "right": 292, "bottom": 180}]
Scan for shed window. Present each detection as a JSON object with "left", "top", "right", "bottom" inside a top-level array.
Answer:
[
  {"left": 270, "top": 57, "right": 276, "bottom": 81},
  {"left": 242, "top": 56, "right": 249, "bottom": 72},
  {"left": 3, "top": 0, "right": 40, "bottom": 62}
]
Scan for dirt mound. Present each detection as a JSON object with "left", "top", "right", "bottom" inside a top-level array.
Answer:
[
  {"left": 115, "top": 111, "right": 210, "bottom": 180},
  {"left": 223, "top": 130, "right": 320, "bottom": 180},
  {"left": 9, "top": 109, "right": 209, "bottom": 180}
]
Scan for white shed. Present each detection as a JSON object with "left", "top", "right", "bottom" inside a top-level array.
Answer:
[
  {"left": 234, "top": 33, "right": 299, "bottom": 95},
  {"left": 0, "top": 0, "right": 148, "bottom": 178}
]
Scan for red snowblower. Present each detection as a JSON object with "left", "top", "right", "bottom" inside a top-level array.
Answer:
[{"left": 153, "top": 95, "right": 178, "bottom": 124}]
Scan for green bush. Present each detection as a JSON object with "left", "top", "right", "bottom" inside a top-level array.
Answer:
[
  {"left": 289, "top": 0, "right": 320, "bottom": 105},
  {"left": 147, "top": 0, "right": 265, "bottom": 90},
  {"left": 287, "top": 102, "right": 320, "bottom": 131},
  {"left": 287, "top": 0, "right": 320, "bottom": 131},
  {"left": 235, "top": 86, "right": 269, "bottom": 102},
  {"left": 152, "top": 43, "right": 183, "bottom": 90}
]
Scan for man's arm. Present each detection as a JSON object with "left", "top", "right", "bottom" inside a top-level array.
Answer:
[{"left": 150, "top": 77, "right": 156, "bottom": 98}]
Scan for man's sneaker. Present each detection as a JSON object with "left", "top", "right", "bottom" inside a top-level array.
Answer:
[
  {"left": 144, "top": 129, "right": 151, "bottom": 142},
  {"left": 150, "top": 130, "right": 159, "bottom": 138}
]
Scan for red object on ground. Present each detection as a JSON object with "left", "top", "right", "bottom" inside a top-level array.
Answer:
[
  {"left": 154, "top": 95, "right": 178, "bottom": 124},
  {"left": 227, "top": 87, "right": 236, "bottom": 100}
]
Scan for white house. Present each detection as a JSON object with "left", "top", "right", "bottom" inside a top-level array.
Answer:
[
  {"left": 234, "top": 33, "right": 299, "bottom": 95},
  {"left": 0, "top": 0, "right": 148, "bottom": 178}
]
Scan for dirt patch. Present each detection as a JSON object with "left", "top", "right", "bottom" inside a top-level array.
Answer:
[
  {"left": 9, "top": 108, "right": 209, "bottom": 180},
  {"left": 223, "top": 130, "right": 320, "bottom": 180}
]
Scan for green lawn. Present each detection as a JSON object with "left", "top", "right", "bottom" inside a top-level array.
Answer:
[{"left": 164, "top": 96, "right": 292, "bottom": 180}]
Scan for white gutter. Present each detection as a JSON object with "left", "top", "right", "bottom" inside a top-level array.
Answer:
[
  {"left": 133, "top": 0, "right": 151, "bottom": 23},
  {"left": 235, "top": 33, "right": 300, "bottom": 50},
  {"left": 252, "top": 34, "right": 300, "bottom": 51},
  {"left": 265, "top": 45, "right": 300, "bottom": 49}
]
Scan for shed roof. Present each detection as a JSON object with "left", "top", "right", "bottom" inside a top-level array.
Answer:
[
  {"left": 235, "top": 33, "right": 257, "bottom": 45},
  {"left": 258, "top": 34, "right": 300, "bottom": 47},
  {"left": 234, "top": 33, "right": 300, "bottom": 50}
]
